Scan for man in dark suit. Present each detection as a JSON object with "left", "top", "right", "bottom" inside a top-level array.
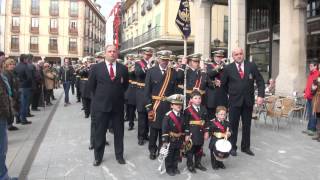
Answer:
[
  {"left": 221, "top": 47, "right": 265, "bottom": 156},
  {"left": 88, "top": 45, "right": 129, "bottom": 166}
]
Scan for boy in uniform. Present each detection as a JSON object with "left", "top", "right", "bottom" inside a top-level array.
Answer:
[{"left": 162, "top": 94, "right": 185, "bottom": 176}]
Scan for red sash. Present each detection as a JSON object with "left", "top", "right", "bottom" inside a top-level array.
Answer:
[
  {"left": 138, "top": 60, "right": 146, "bottom": 70},
  {"left": 213, "top": 120, "right": 225, "bottom": 133},
  {"left": 168, "top": 112, "right": 182, "bottom": 133},
  {"left": 187, "top": 106, "right": 201, "bottom": 121}
]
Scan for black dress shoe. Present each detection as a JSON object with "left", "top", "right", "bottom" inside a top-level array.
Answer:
[
  {"left": 21, "top": 121, "right": 32, "bottom": 125},
  {"left": 85, "top": 114, "right": 89, "bottom": 118},
  {"left": 217, "top": 161, "right": 226, "bottom": 169},
  {"left": 8, "top": 125, "right": 19, "bottom": 131},
  {"left": 149, "top": 153, "right": 156, "bottom": 160},
  {"left": 31, "top": 108, "right": 40, "bottom": 111},
  {"left": 105, "top": 141, "right": 110, "bottom": 146},
  {"left": 187, "top": 166, "right": 196, "bottom": 173},
  {"left": 166, "top": 170, "right": 175, "bottom": 176},
  {"left": 173, "top": 169, "right": 180, "bottom": 174},
  {"left": 195, "top": 163, "right": 207, "bottom": 171},
  {"left": 230, "top": 149, "right": 237, "bottom": 156},
  {"left": 117, "top": 158, "right": 126, "bottom": 164},
  {"left": 241, "top": 149, "right": 255, "bottom": 156},
  {"left": 26, "top": 114, "right": 34, "bottom": 117},
  {"left": 93, "top": 160, "right": 102, "bottom": 166},
  {"left": 88, "top": 144, "right": 94, "bottom": 150},
  {"left": 128, "top": 126, "right": 134, "bottom": 131},
  {"left": 138, "top": 138, "right": 144, "bottom": 146}
]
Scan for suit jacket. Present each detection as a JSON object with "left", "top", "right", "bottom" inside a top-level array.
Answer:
[
  {"left": 88, "top": 61, "right": 129, "bottom": 113},
  {"left": 221, "top": 61, "right": 265, "bottom": 107}
]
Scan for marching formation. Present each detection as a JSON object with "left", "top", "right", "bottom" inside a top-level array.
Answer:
[{"left": 74, "top": 44, "right": 265, "bottom": 176}]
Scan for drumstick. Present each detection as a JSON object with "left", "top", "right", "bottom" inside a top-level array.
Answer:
[{"left": 224, "top": 128, "right": 229, "bottom": 140}]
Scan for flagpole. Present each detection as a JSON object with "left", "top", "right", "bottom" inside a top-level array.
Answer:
[{"left": 183, "top": 36, "right": 187, "bottom": 109}]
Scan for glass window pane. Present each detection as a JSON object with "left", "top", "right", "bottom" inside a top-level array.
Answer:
[{"left": 12, "top": 17, "right": 19, "bottom": 26}]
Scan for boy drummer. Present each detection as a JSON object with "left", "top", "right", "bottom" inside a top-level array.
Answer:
[{"left": 207, "top": 106, "right": 231, "bottom": 169}]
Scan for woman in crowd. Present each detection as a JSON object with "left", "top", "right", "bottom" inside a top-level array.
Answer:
[{"left": 2, "top": 58, "right": 20, "bottom": 130}]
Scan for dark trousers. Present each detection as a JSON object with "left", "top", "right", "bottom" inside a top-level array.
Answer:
[
  {"left": 126, "top": 104, "right": 136, "bottom": 128},
  {"left": 187, "top": 145, "right": 203, "bottom": 167},
  {"left": 76, "top": 86, "right": 81, "bottom": 102},
  {"left": 207, "top": 107, "right": 216, "bottom": 120},
  {"left": 229, "top": 105, "right": 253, "bottom": 151},
  {"left": 71, "top": 83, "right": 75, "bottom": 95},
  {"left": 44, "top": 89, "right": 52, "bottom": 104},
  {"left": 62, "top": 82, "right": 71, "bottom": 103},
  {"left": 165, "top": 146, "right": 180, "bottom": 172},
  {"left": 31, "top": 88, "right": 41, "bottom": 109},
  {"left": 137, "top": 112, "right": 149, "bottom": 139},
  {"left": 93, "top": 111, "right": 124, "bottom": 161},
  {"left": 82, "top": 98, "right": 91, "bottom": 116},
  {"left": 90, "top": 113, "right": 96, "bottom": 146},
  {"left": 148, "top": 127, "right": 162, "bottom": 154}
]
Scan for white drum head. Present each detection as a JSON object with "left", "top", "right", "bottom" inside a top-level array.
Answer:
[{"left": 215, "top": 139, "right": 232, "bottom": 152}]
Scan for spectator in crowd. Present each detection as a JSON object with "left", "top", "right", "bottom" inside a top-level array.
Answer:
[
  {"left": 43, "top": 63, "right": 55, "bottom": 106},
  {"left": 14, "top": 54, "right": 32, "bottom": 125},
  {"left": 31, "top": 60, "right": 43, "bottom": 111},
  {"left": 59, "top": 58, "right": 75, "bottom": 106},
  {"left": 265, "top": 78, "right": 276, "bottom": 95},
  {"left": 37, "top": 60, "right": 46, "bottom": 107},
  {"left": 3, "top": 58, "right": 20, "bottom": 131},
  {"left": 0, "top": 51, "right": 18, "bottom": 180},
  {"left": 26, "top": 54, "right": 35, "bottom": 117},
  {"left": 302, "top": 60, "right": 319, "bottom": 136}
]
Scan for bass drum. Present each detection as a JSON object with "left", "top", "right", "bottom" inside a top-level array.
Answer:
[{"left": 214, "top": 139, "right": 231, "bottom": 161}]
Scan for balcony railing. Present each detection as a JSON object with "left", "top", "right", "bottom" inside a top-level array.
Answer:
[
  {"left": 69, "top": 46, "right": 77, "bottom": 54},
  {"left": 30, "top": 44, "right": 39, "bottom": 52},
  {"left": 49, "top": 28, "right": 58, "bottom": 34},
  {"left": 11, "top": 44, "right": 19, "bottom": 52},
  {"left": 11, "top": 26, "right": 20, "bottom": 33},
  {"left": 120, "top": 26, "right": 161, "bottom": 51},
  {"left": 69, "top": 28, "right": 78, "bottom": 36},
  {"left": 30, "top": 27, "right": 39, "bottom": 34},
  {"left": 49, "top": 8, "right": 59, "bottom": 16},
  {"left": 48, "top": 44, "right": 58, "bottom": 53},
  {"left": 12, "top": 7, "right": 20, "bottom": 14},
  {"left": 31, "top": 8, "right": 40, "bottom": 15}
]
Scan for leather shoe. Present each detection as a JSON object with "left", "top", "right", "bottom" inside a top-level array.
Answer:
[
  {"left": 241, "top": 149, "right": 255, "bottom": 156},
  {"left": 21, "top": 121, "right": 32, "bottom": 125},
  {"left": 187, "top": 166, "right": 196, "bottom": 173},
  {"left": 217, "top": 161, "right": 226, "bottom": 169},
  {"left": 105, "top": 141, "right": 110, "bottom": 146},
  {"left": 88, "top": 144, "right": 94, "bottom": 150},
  {"left": 230, "top": 149, "right": 237, "bottom": 156},
  {"left": 166, "top": 170, "right": 175, "bottom": 176},
  {"left": 117, "top": 158, "right": 126, "bottom": 164},
  {"left": 93, "top": 160, "right": 102, "bottom": 166},
  {"left": 128, "top": 126, "right": 134, "bottom": 131},
  {"left": 8, "top": 125, "right": 19, "bottom": 131},
  {"left": 195, "top": 163, "right": 207, "bottom": 171},
  {"left": 31, "top": 108, "right": 40, "bottom": 111},
  {"left": 149, "top": 153, "right": 156, "bottom": 160},
  {"left": 138, "top": 138, "right": 144, "bottom": 146}
]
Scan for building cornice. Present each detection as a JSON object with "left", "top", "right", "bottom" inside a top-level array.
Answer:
[{"left": 84, "top": 0, "right": 106, "bottom": 23}]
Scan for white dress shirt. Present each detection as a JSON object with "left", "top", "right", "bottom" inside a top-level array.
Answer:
[
  {"left": 192, "top": 105, "right": 200, "bottom": 112},
  {"left": 236, "top": 62, "right": 244, "bottom": 73}
]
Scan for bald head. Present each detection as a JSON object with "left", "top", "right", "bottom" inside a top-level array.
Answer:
[{"left": 232, "top": 47, "right": 244, "bottom": 63}]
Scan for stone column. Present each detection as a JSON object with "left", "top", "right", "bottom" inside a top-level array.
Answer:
[
  {"left": 228, "top": 0, "right": 246, "bottom": 58},
  {"left": 276, "top": 0, "right": 307, "bottom": 96},
  {"left": 60, "top": 56, "right": 65, "bottom": 66},
  {"left": 193, "top": 0, "right": 213, "bottom": 59}
]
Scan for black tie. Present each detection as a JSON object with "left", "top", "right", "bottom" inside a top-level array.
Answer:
[{"left": 196, "top": 107, "right": 200, "bottom": 112}]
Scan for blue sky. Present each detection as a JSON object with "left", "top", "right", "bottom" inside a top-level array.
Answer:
[{"left": 95, "top": 0, "right": 119, "bottom": 44}]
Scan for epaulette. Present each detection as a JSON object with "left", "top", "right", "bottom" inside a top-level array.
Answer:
[{"left": 165, "top": 111, "right": 172, "bottom": 116}]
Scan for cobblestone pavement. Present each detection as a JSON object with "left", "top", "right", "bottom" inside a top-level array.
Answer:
[{"left": 27, "top": 94, "right": 320, "bottom": 180}]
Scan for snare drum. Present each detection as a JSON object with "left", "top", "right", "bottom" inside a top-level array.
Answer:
[{"left": 214, "top": 139, "right": 231, "bottom": 161}]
